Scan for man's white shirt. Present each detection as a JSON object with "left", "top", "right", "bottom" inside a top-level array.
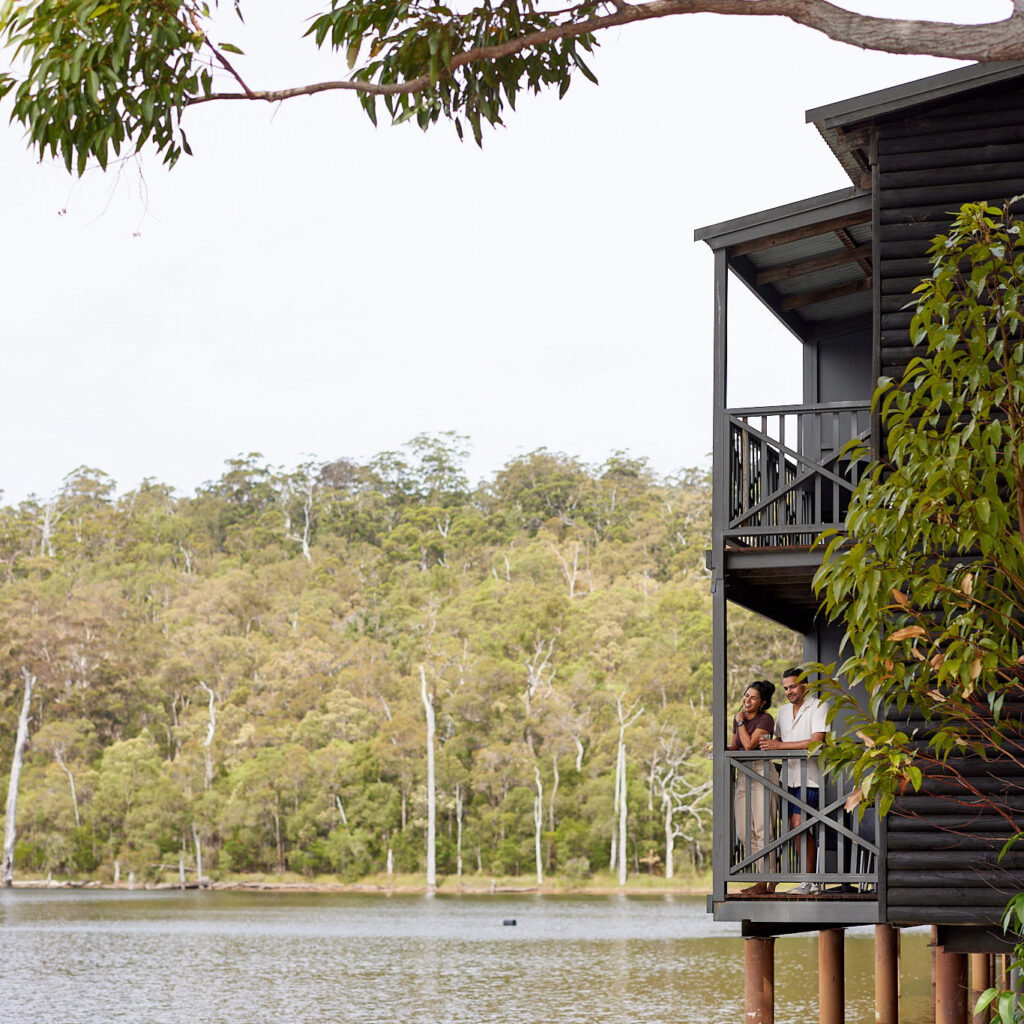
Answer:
[{"left": 774, "top": 695, "right": 829, "bottom": 788}]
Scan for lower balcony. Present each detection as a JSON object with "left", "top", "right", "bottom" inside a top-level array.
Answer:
[{"left": 711, "top": 750, "right": 881, "bottom": 928}]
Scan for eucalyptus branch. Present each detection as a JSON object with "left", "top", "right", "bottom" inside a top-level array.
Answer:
[
  {"left": 184, "top": 0, "right": 1024, "bottom": 108},
  {"left": 202, "top": 39, "right": 257, "bottom": 99}
]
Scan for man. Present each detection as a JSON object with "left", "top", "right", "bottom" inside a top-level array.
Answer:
[{"left": 759, "top": 667, "right": 829, "bottom": 894}]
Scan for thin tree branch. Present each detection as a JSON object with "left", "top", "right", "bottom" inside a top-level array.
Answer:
[{"left": 185, "top": 1, "right": 1024, "bottom": 109}]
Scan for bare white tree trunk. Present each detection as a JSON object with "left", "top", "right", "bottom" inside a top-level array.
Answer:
[
  {"left": 420, "top": 665, "right": 437, "bottom": 891},
  {"left": 55, "top": 750, "right": 80, "bottom": 828},
  {"left": 549, "top": 751, "right": 559, "bottom": 831},
  {"left": 652, "top": 731, "right": 713, "bottom": 884},
  {"left": 613, "top": 694, "right": 642, "bottom": 887},
  {"left": 386, "top": 847, "right": 394, "bottom": 875},
  {"left": 455, "top": 783, "right": 463, "bottom": 878},
  {"left": 179, "top": 846, "right": 186, "bottom": 886},
  {"left": 335, "top": 793, "right": 348, "bottom": 825},
  {"left": 192, "top": 821, "right": 204, "bottom": 884},
  {"left": 549, "top": 540, "right": 581, "bottom": 598},
  {"left": 610, "top": 744, "right": 620, "bottom": 873},
  {"left": 523, "top": 635, "right": 555, "bottom": 716},
  {"left": 197, "top": 680, "right": 216, "bottom": 790},
  {"left": 282, "top": 463, "right": 316, "bottom": 564},
  {"left": 533, "top": 765, "right": 544, "bottom": 887},
  {"left": 617, "top": 741, "right": 628, "bottom": 886},
  {"left": 663, "top": 794, "right": 675, "bottom": 880},
  {"left": 2, "top": 667, "right": 35, "bottom": 887}
]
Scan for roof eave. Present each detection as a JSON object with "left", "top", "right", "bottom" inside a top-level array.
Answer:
[
  {"left": 693, "top": 187, "right": 870, "bottom": 251},
  {"left": 806, "top": 61, "right": 1024, "bottom": 185}
]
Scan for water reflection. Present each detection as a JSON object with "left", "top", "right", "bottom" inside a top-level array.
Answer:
[{"left": 0, "top": 890, "right": 932, "bottom": 1024}]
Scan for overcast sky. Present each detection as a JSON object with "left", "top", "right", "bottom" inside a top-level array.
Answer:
[{"left": 3, "top": 2, "right": 1008, "bottom": 501}]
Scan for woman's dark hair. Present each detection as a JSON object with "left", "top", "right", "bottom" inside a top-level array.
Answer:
[{"left": 745, "top": 679, "right": 775, "bottom": 710}]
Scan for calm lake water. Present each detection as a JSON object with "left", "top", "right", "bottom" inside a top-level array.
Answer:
[{"left": 0, "top": 890, "right": 934, "bottom": 1023}]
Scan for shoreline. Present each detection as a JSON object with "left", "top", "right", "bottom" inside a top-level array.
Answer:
[{"left": 9, "top": 877, "right": 712, "bottom": 896}]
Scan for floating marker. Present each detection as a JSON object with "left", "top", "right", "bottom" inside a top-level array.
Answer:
[{"left": 502, "top": 919, "right": 517, "bottom": 926}]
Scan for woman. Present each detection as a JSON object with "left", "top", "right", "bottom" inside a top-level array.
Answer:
[{"left": 728, "top": 680, "right": 778, "bottom": 895}]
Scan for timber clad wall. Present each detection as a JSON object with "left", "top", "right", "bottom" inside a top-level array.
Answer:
[
  {"left": 886, "top": 706, "right": 1024, "bottom": 927},
  {"left": 876, "top": 85, "right": 1024, "bottom": 926},
  {"left": 877, "top": 83, "right": 1024, "bottom": 383}
]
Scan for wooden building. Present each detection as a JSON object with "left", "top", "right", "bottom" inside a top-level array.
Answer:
[{"left": 695, "top": 62, "right": 1024, "bottom": 1021}]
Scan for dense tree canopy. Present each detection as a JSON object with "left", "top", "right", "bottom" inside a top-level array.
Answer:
[
  {"left": 1, "top": 1, "right": 1023, "bottom": 172},
  {"left": 0, "top": 439, "right": 797, "bottom": 883}
]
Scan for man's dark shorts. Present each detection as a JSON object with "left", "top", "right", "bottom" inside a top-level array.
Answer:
[{"left": 787, "top": 785, "right": 820, "bottom": 819}]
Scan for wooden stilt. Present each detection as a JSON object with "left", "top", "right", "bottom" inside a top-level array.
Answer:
[
  {"left": 745, "top": 936, "right": 775, "bottom": 1024},
  {"left": 819, "top": 928, "right": 844, "bottom": 1024},
  {"left": 875, "top": 924, "right": 899, "bottom": 1024},
  {"left": 970, "top": 953, "right": 991, "bottom": 1024},
  {"left": 935, "top": 944, "right": 969, "bottom": 1024}
]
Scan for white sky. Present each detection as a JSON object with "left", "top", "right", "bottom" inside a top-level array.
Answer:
[{"left": 2, "top": 2, "right": 1009, "bottom": 501}]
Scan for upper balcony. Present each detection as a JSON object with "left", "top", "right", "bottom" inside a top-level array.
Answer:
[
  {"left": 696, "top": 189, "right": 877, "bottom": 631},
  {"left": 726, "top": 400, "right": 871, "bottom": 550}
]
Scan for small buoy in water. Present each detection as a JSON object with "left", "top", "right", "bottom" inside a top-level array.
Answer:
[{"left": 502, "top": 919, "right": 517, "bottom": 926}]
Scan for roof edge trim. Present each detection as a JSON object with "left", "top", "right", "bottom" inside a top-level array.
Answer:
[
  {"left": 806, "top": 61, "right": 1024, "bottom": 132},
  {"left": 693, "top": 188, "right": 869, "bottom": 250}
]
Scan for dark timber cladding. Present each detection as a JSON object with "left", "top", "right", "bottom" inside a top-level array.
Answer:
[{"left": 874, "top": 80, "right": 1024, "bottom": 384}]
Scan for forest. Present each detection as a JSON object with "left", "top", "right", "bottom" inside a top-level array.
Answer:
[{"left": 0, "top": 434, "right": 798, "bottom": 885}]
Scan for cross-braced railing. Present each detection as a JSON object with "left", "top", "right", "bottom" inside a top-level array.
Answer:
[
  {"left": 726, "top": 402, "right": 871, "bottom": 548},
  {"left": 723, "top": 750, "right": 879, "bottom": 895}
]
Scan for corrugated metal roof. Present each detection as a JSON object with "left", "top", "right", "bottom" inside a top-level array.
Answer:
[
  {"left": 748, "top": 233, "right": 845, "bottom": 272},
  {"left": 772, "top": 261, "right": 866, "bottom": 298},
  {"left": 801, "top": 291, "right": 873, "bottom": 324},
  {"left": 807, "top": 62, "right": 1024, "bottom": 187}
]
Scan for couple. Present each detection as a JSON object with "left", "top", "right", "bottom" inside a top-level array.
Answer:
[{"left": 729, "top": 668, "right": 829, "bottom": 896}]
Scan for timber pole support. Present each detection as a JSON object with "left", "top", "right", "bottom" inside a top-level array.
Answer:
[
  {"left": 819, "top": 928, "right": 845, "bottom": 1024},
  {"left": 970, "top": 953, "right": 991, "bottom": 1024},
  {"left": 875, "top": 924, "right": 899, "bottom": 1024},
  {"left": 745, "top": 936, "right": 775, "bottom": 1024},
  {"left": 935, "top": 943, "right": 968, "bottom": 1024}
]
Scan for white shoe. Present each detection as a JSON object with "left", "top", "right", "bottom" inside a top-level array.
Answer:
[{"left": 789, "top": 881, "right": 817, "bottom": 895}]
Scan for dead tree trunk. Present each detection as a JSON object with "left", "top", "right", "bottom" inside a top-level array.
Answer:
[
  {"left": 617, "top": 740, "right": 628, "bottom": 886},
  {"left": 54, "top": 750, "right": 80, "bottom": 828},
  {"left": 197, "top": 680, "right": 216, "bottom": 790},
  {"left": 2, "top": 667, "right": 35, "bottom": 886},
  {"left": 420, "top": 665, "right": 437, "bottom": 892},
  {"left": 455, "top": 783, "right": 463, "bottom": 878},
  {"left": 533, "top": 765, "right": 544, "bottom": 887},
  {"left": 613, "top": 694, "right": 641, "bottom": 886},
  {"left": 192, "top": 821, "right": 204, "bottom": 884}
]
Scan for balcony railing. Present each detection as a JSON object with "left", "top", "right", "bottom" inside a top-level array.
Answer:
[
  {"left": 725, "top": 402, "right": 871, "bottom": 548},
  {"left": 723, "top": 750, "right": 879, "bottom": 896}
]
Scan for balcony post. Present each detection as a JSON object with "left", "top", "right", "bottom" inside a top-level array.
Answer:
[{"left": 711, "top": 247, "right": 729, "bottom": 905}]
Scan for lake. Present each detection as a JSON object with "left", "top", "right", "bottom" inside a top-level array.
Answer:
[{"left": 0, "top": 890, "right": 934, "bottom": 1023}]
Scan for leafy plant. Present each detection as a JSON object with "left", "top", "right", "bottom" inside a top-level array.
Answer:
[{"left": 815, "top": 199, "right": 1024, "bottom": 816}]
